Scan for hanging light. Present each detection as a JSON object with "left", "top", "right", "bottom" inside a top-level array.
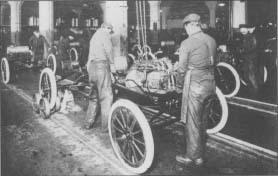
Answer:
[{"left": 218, "top": 1, "right": 226, "bottom": 7}]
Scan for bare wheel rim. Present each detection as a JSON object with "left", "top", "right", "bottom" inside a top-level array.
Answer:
[
  {"left": 1, "top": 58, "right": 10, "bottom": 84},
  {"left": 108, "top": 99, "right": 154, "bottom": 174},
  {"left": 111, "top": 106, "right": 146, "bottom": 167},
  {"left": 39, "top": 68, "right": 57, "bottom": 109},
  {"left": 206, "top": 87, "right": 228, "bottom": 134}
]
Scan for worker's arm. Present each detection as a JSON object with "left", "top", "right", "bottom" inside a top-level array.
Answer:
[{"left": 177, "top": 40, "right": 190, "bottom": 74}]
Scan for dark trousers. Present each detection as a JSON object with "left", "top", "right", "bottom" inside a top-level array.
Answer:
[
  {"left": 85, "top": 60, "right": 113, "bottom": 131},
  {"left": 184, "top": 79, "right": 215, "bottom": 160},
  {"left": 242, "top": 57, "right": 261, "bottom": 97}
]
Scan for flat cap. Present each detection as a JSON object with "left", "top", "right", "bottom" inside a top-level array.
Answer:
[{"left": 183, "top": 13, "right": 201, "bottom": 24}]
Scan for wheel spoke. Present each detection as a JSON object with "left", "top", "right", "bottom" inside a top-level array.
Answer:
[
  {"left": 130, "top": 117, "right": 137, "bottom": 131},
  {"left": 133, "top": 137, "right": 145, "bottom": 146},
  {"left": 130, "top": 142, "right": 139, "bottom": 163},
  {"left": 126, "top": 142, "right": 132, "bottom": 161},
  {"left": 113, "top": 124, "right": 125, "bottom": 134},
  {"left": 119, "top": 108, "right": 127, "bottom": 128},
  {"left": 114, "top": 115, "right": 125, "bottom": 130},
  {"left": 116, "top": 135, "right": 126, "bottom": 141},
  {"left": 132, "top": 129, "right": 142, "bottom": 136},
  {"left": 132, "top": 141, "right": 144, "bottom": 158},
  {"left": 122, "top": 140, "right": 128, "bottom": 154}
]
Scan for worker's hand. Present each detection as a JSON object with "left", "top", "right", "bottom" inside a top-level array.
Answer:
[{"left": 110, "top": 64, "right": 116, "bottom": 73}]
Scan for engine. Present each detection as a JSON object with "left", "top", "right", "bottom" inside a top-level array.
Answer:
[{"left": 125, "top": 57, "right": 177, "bottom": 92}]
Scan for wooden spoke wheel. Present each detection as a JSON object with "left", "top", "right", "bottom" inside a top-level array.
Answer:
[
  {"left": 215, "top": 62, "right": 240, "bottom": 98},
  {"left": 47, "top": 54, "right": 57, "bottom": 74},
  {"left": 1, "top": 57, "right": 12, "bottom": 84},
  {"left": 206, "top": 87, "right": 228, "bottom": 134},
  {"left": 108, "top": 99, "right": 154, "bottom": 174},
  {"left": 39, "top": 68, "right": 57, "bottom": 110}
]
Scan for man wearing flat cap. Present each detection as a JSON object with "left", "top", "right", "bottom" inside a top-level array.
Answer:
[
  {"left": 175, "top": 13, "right": 216, "bottom": 167},
  {"left": 84, "top": 22, "right": 115, "bottom": 132}
]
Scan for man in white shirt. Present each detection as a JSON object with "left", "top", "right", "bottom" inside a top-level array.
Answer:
[{"left": 85, "top": 22, "right": 115, "bottom": 132}]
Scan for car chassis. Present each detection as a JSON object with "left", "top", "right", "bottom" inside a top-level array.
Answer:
[{"left": 35, "top": 54, "right": 228, "bottom": 174}]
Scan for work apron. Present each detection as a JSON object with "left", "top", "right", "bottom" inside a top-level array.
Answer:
[{"left": 180, "top": 57, "right": 214, "bottom": 124}]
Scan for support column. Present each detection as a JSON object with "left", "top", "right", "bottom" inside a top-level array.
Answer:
[
  {"left": 39, "top": 1, "right": 54, "bottom": 59},
  {"left": 161, "top": 7, "right": 169, "bottom": 30},
  {"left": 99, "top": 1, "right": 106, "bottom": 24},
  {"left": 0, "top": 5, "right": 5, "bottom": 26},
  {"left": 39, "top": 1, "right": 54, "bottom": 45},
  {"left": 8, "top": 1, "right": 22, "bottom": 45},
  {"left": 232, "top": 0, "right": 246, "bottom": 28},
  {"left": 104, "top": 1, "right": 128, "bottom": 57},
  {"left": 205, "top": 1, "right": 217, "bottom": 28},
  {"left": 149, "top": 1, "right": 161, "bottom": 30}
]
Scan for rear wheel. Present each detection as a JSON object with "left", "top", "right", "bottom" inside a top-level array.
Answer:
[
  {"left": 39, "top": 68, "right": 57, "bottom": 110},
  {"left": 215, "top": 62, "right": 240, "bottom": 98},
  {"left": 206, "top": 87, "right": 228, "bottom": 134},
  {"left": 108, "top": 99, "right": 154, "bottom": 174}
]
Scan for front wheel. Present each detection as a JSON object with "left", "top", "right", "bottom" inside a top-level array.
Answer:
[
  {"left": 108, "top": 99, "right": 154, "bottom": 174},
  {"left": 39, "top": 68, "right": 57, "bottom": 110},
  {"left": 206, "top": 87, "right": 228, "bottom": 134}
]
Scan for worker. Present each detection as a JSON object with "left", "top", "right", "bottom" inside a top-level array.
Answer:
[
  {"left": 238, "top": 24, "right": 262, "bottom": 97},
  {"left": 175, "top": 13, "right": 216, "bottom": 168},
  {"left": 28, "top": 28, "right": 49, "bottom": 67},
  {"left": 84, "top": 22, "right": 115, "bottom": 132}
]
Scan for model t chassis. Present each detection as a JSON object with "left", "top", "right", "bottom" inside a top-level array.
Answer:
[{"left": 36, "top": 55, "right": 228, "bottom": 174}]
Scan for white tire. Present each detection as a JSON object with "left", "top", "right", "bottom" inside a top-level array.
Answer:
[
  {"left": 108, "top": 99, "right": 154, "bottom": 174},
  {"left": 263, "top": 66, "right": 268, "bottom": 83},
  {"left": 39, "top": 68, "right": 57, "bottom": 110},
  {"left": 47, "top": 54, "right": 57, "bottom": 74},
  {"left": 216, "top": 62, "right": 240, "bottom": 98},
  {"left": 206, "top": 87, "right": 229, "bottom": 134},
  {"left": 1, "top": 57, "right": 10, "bottom": 84}
]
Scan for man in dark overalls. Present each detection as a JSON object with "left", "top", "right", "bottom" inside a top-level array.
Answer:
[
  {"left": 84, "top": 23, "right": 115, "bottom": 132},
  {"left": 175, "top": 13, "right": 216, "bottom": 167},
  {"left": 28, "top": 28, "right": 49, "bottom": 67},
  {"left": 238, "top": 24, "right": 261, "bottom": 97}
]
